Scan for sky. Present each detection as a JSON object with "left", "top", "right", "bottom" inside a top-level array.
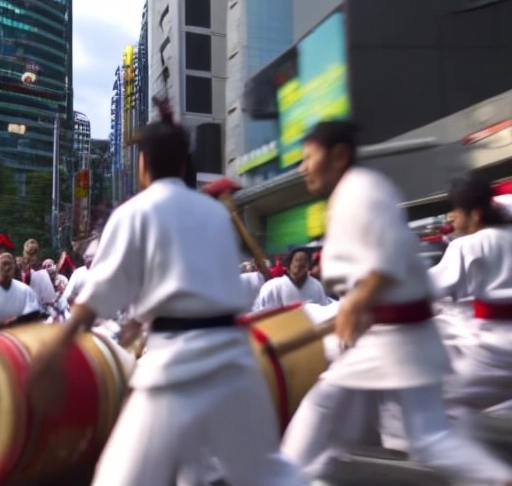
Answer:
[{"left": 73, "top": 0, "right": 146, "bottom": 139}]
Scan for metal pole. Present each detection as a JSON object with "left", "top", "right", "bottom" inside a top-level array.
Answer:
[
  {"left": 131, "top": 108, "right": 137, "bottom": 195},
  {"left": 51, "top": 113, "right": 60, "bottom": 251}
]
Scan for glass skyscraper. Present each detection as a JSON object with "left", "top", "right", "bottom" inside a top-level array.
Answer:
[
  {"left": 109, "top": 66, "right": 123, "bottom": 204},
  {"left": 136, "top": 1, "right": 149, "bottom": 129},
  {"left": 0, "top": 0, "right": 73, "bottom": 172},
  {"left": 225, "top": 0, "right": 294, "bottom": 178},
  {"left": 73, "top": 111, "right": 91, "bottom": 169}
]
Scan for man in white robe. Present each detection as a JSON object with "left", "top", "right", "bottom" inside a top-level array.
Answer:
[
  {"left": 42, "top": 258, "right": 69, "bottom": 295},
  {"left": 0, "top": 253, "right": 40, "bottom": 324},
  {"left": 240, "top": 270, "right": 266, "bottom": 311},
  {"left": 281, "top": 121, "right": 512, "bottom": 485},
  {"left": 18, "top": 238, "right": 56, "bottom": 308},
  {"left": 253, "top": 249, "right": 331, "bottom": 311},
  {"left": 28, "top": 100, "right": 306, "bottom": 486},
  {"left": 430, "top": 176, "right": 512, "bottom": 419},
  {"left": 61, "top": 240, "right": 97, "bottom": 308}
]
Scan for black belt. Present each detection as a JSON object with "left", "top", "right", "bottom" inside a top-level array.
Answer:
[{"left": 152, "top": 314, "right": 236, "bottom": 332}]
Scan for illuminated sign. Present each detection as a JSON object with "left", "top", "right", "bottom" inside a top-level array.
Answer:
[
  {"left": 266, "top": 199, "right": 327, "bottom": 253},
  {"left": 236, "top": 141, "right": 279, "bottom": 175},
  {"left": 123, "top": 45, "right": 135, "bottom": 112},
  {"left": 277, "top": 12, "right": 351, "bottom": 168},
  {"left": 122, "top": 45, "right": 135, "bottom": 146},
  {"left": 7, "top": 124, "right": 26, "bottom": 135},
  {"left": 306, "top": 200, "right": 327, "bottom": 238}
]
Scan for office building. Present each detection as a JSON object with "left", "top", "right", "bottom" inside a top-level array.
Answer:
[
  {"left": 73, "top": 111, "right": 91, "bottom": 169},
  {"left": 136, "top": 1, "right": 149, "bottom": 128},
  {"left": 109, "top": 33, "right": 151, "bottom": 204},
  {"left": 235, "top": 0, "right": 512, "bottom": 253},
  {"left": 148, "top": 0, "right": 227, "bottom": 174},
  {"left": 224, "top": 0, "right": 294, "bottom": 180},
  {"left": 0, "top": 0, "right": 73, "bottom": 172},
  {"left": 109, "top": 65, "right": 123, "bottom": 204},
  {"left": 293, "top": 0, "right": 340, "bottom": 41}
]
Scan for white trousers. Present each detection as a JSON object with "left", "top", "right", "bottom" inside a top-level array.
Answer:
[
  {"left": 282, "top": 380, "right": 512, "bottom": 484},
  {"left": 91, "top": 364, "right": 306, "bottom": 486}
]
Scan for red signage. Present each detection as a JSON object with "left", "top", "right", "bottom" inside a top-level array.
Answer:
[{"left": 72, "top": 169, "right": 91, "bottom": 238}]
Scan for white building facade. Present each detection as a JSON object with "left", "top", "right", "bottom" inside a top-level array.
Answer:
[{"left": 148, "top": 0, "right": 228, "bottom": 140}]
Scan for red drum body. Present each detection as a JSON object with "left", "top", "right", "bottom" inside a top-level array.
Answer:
[
  {"left": 240, "top": 304, "right": 328, "bottom": 432},
  {"left": 0, "top": 324, "right": 131, "bottom": 484}
]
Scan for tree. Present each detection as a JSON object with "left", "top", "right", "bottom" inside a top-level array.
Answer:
[
  {"left": 0, "top": 163, "right": 19, "bottom": 237},
  {"left": 0, "top": 163, "right": 53, "bottom": 258}
]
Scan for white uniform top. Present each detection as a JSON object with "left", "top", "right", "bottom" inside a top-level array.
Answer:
[
  {"left": 240, "top": 271, "right": 265, "bottom": 311},
  {"left": 303, "top": 301, "right": 341, "bottom": 363},
  {"left": 253, "top": 274, "right": 330, "bottom": 311},
  {"left": 84, "top": 238, "right": 99, "bottom": 259},
  {"left": 0, "top": 279, "right": 40, "bottom": 320},
  {"left": 76, "top": 178, "right": 250, "bottom": 389},
  {"left": 429, "top": 226, "right": 512, "bottom": 411},
  {"left": 430, "top": 226, "right": 512, "bottom": 302},
  {"left": 29, "top": 269, "right": 56, "bottom": 306},
  {"left": 494, "top": 194, "right": 512, "bottom": 218},
  {"left": 321, "top": 167, "right": 451, "bottom": 389},
  {"left": 54, "top": 273, "right": 69, "bottom": 291},
  {"left": 62, "top": 266, "right": 89, "bottom": 303}
]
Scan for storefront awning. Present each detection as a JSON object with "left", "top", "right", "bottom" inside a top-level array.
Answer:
[{"left": 234, "top": 138, "right": 442, "bottom": 212}]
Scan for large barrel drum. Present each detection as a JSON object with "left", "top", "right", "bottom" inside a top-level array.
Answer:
[
  {"left": 239, "top": 304, "right": 328, "bottom": 432},
  {"left": 0, "top": 324, "right": 135, "bottom": 485}
]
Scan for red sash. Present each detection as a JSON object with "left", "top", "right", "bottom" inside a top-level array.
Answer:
[
  {"left": 473, "top": 299, "right": 512, "bottom": 320},
  {"left": 372, "top": 299, "right": 433, "bottom": 324}
]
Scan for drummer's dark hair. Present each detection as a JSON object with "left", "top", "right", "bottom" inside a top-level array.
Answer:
[
  {"left": 304, "top": 120, "right": 360, "bottom": 165},
  {"left": 449, "top": 175, "right": 508, "bottom": 226},
  {"left": 127, "top": 96, "right": 196, "bottom": 187}
]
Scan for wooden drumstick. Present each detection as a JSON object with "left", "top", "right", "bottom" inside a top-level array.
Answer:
[
  {"left": 264, "top": 318, "right": 335, "bottom": 357},
  {"left": 202, "top": 178, "right": 272, "bottom": 281}
]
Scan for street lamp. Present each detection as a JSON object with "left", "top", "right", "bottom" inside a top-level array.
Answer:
[{"left": 51, "top": 113, "right": 61, "bottom": 252}]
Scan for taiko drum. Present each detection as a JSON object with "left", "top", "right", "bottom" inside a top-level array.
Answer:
[
  {"left": 0, "top": 323, "right": 132, "bottom": 484},
  {"left": 239, "top": 303, "right": 328, "bottom": 433}
]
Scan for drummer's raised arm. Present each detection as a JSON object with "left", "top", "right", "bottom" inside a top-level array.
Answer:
[{"left": 60, "top": 206, "right": 145, "bottom": 346}]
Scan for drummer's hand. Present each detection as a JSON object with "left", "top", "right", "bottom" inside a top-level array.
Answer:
[
  {"left": 118, "top": 319, "right": 143, "bottom": 348},
  {"left": 28, "top": 342, "right": 67, "bottom": 415},
  {"left": 335, "top": 299, "right": 366, "bottom": 347}
]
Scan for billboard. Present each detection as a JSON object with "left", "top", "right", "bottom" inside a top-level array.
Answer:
[
  {"left": 277, "top": 11, "right": 350, "bottom": 168},
  {"left": 122, "top": 45, "right": 137, "bottom": 198},
  {"left": 71, "top": 169, "right": 91, "bottom": 238},
  {"left": 123, "top": 45, "right": 135, "bottom": 113},
  {"left": 266, "top": 199, "right": 327, "bottom": 254}
]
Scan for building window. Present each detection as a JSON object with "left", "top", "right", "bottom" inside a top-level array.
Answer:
[
  {"left": 185, "top": 75, "right": 212, "bottom": 114},
  {"left": 184, "top": 0, "right": 210, "bottom": 28},
  {"left": 185, "top": 32, "right": 211, "bottom": 71},
  {"left": 159, "top": 5, "right": 169, "bottom": 29}
]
